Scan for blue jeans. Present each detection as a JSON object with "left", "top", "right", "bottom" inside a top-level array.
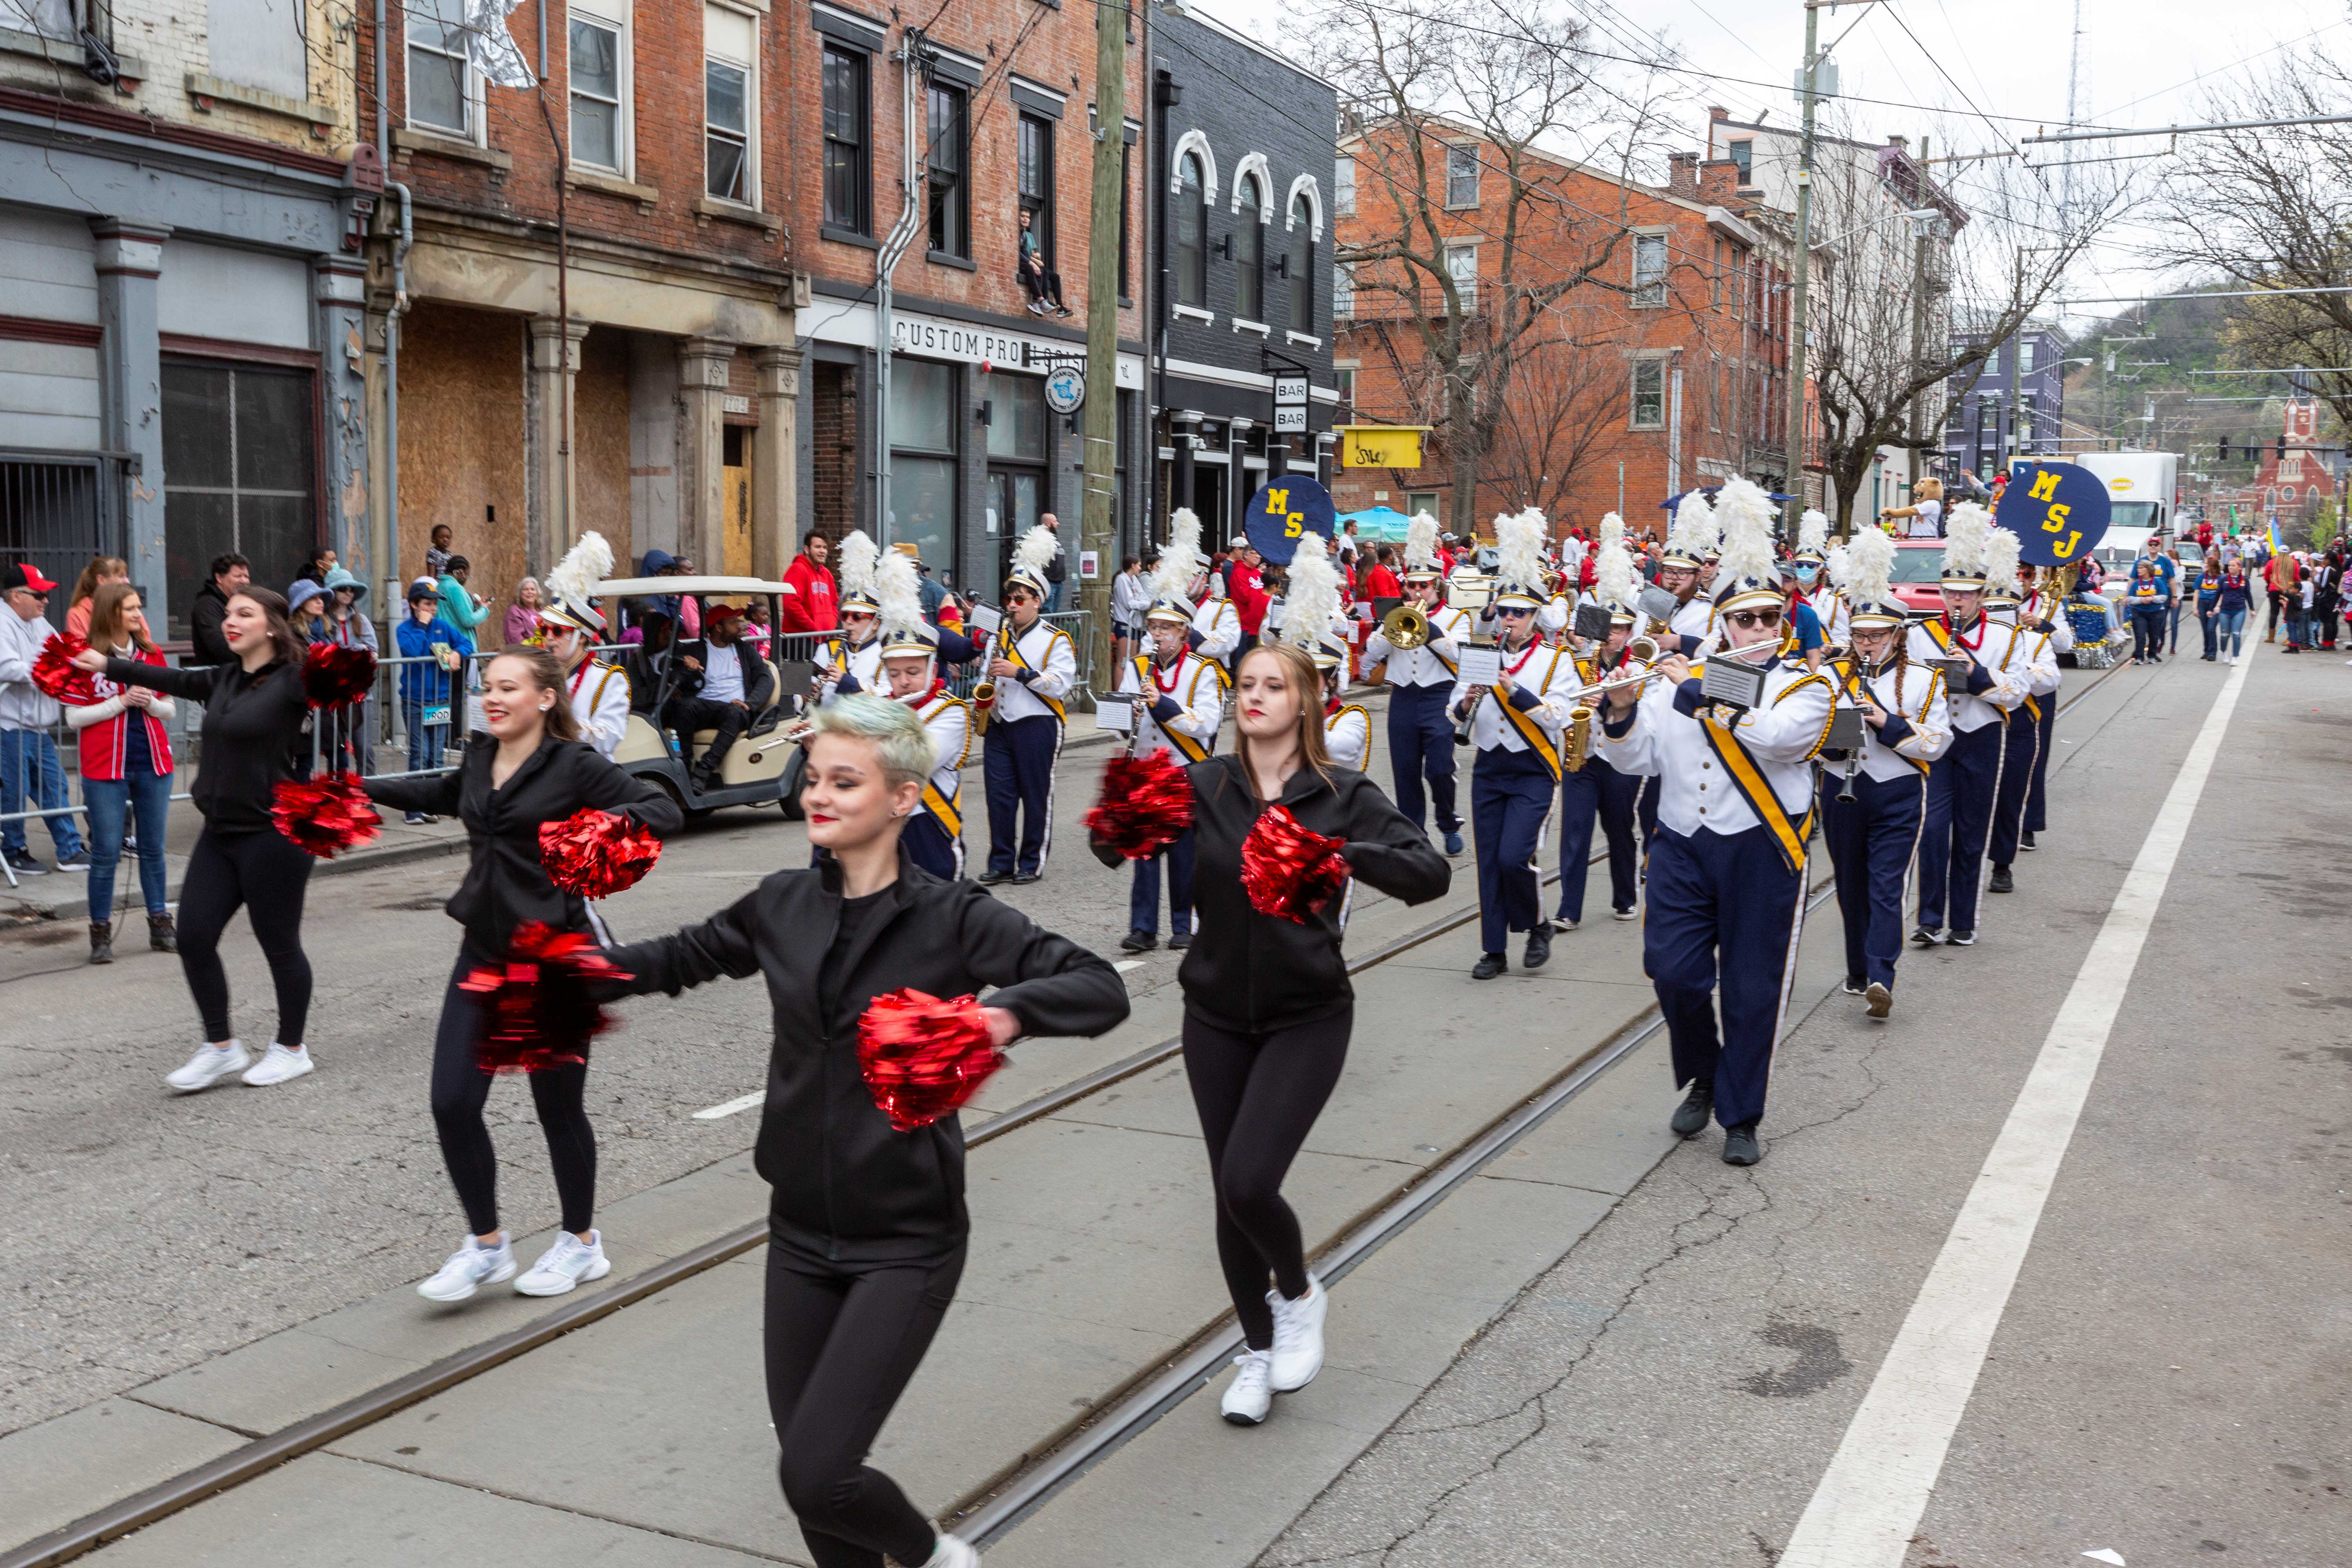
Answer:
[
  {"left": 1, "top": 727, "right": 85, "bottom": 860},
  {"left": 2217, "top": 608, "right": 2247, "bottom": 657},
  {"left": 2199, "top": 609, "right": 2218, "bottom": 659},
  {"left": 85, "top": 768, "right": 172, "bottom": 917},
  {"left": 403, "top": 697, "right": 448, "bottom": 777}
]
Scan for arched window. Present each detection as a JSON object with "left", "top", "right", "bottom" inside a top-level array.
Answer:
[
  {"left": 1234, "top": 172, "right": 1264, "bottom": 320},
  {"left": 1288, "top": 192, "right": 1314, "bottom": 330},
  {"left": 1176, "top": 153, "right": 1207, "bottom": 309}
]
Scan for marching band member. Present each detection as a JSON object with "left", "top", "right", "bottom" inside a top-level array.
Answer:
[
  {"left": 1363, "top": 513, "right": 1471, "bottom": 853},
  {"left": 2016, "top": 565, "right": 2076, "bottom": 851},
  {"left": 1554, "top": 518, "right": 1643, "bottom": 931},
  {"left": 1907, "top": 505, "right": 2031, "bottom": 948},
  {"left": 1455, "top": 511, "right": 1577, "bottom": 979},
  {"left": 1319, "top": 646, "right": 1370, "bottom": 771},
  {"left": 1817, "top": 541, "right": 1855, "bottom": 648},
  {"left": 538, "top": 532, "right": 629, "bottom": 759},
  {"left": 1657, "top": 492, "right": 1719, "bottom": 652},
  {"left": 1982, "top": 530, "right": 2057, "bottom": 896},
  {"left": 1114, "top": 560, "right": 1227, "bottom": 952},
  {"left": 1597, "top": 479, "right": 1833, "bottom": 1166},
  {"left": 817, "top": 531, "right": 884, "bottom": 700},
  {"left": 979, "top": 526, "right": 1076, "bottom": 885},
  {"left": 1818, "top": 530, "right": 1949, "bottom": 1019},
  {"left": 1275, "top": 535, "right": 1367, "bottom": 772},
  {"left": 872, "top": 549, "right": 970, "bottom": 882},
  {"left": 1169, "top": 510, "right": 1242, "bottom": 665},
  {"left": 1785, "top": 510, "right": 1832, "bottom": 668}
]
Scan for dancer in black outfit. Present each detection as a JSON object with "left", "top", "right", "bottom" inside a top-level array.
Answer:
[
  {"left": 363, "top": 644, "right": 681, "bottom": 1303},
  {"left": 75, "top": 588, "right": 321, "bottom": 1092},
  {"left": 1106, "top": 639, "right": 1449, "bottom": 1427},
  {"left": 604, "top": 694, "right": 1128, "bottom": 1568}
]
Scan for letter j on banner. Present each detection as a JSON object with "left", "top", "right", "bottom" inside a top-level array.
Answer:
[{"left": 1994, "top": 460, "right": 2113, "bottom": 566}]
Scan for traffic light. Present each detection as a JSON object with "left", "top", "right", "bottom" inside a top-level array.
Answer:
[
  {"left": 2278, "top": 433, "right": 2290, "bottom": 458},
  {"left": 2218, "top": 435, "right": 2233, "bottom": 461}
]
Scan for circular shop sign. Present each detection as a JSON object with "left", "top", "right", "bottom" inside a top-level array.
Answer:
[{"left": 1043, "top": 366, "right": 1085, "bottom": 414}]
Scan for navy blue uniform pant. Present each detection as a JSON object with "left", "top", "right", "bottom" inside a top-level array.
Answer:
[
  {"left": 1644, "top": 825, "right": 1806, "bottom": 1132},
  {"left": 1556, "top": 757, "right": 1639, "bottom": 923},
  {"left": 1988, "top": 701, "right": 2041, "bottom": 864},
  {"left": 1917, "top": 720, "right": 2003, "bottom": 933},
  {"left": 1636, "top": 773, "right": 1660, "bottom": 854},
  {"left": 1385, "top": 683, "right": 1461, "bottom": 835},
  {"left": 983, "top": 715, "right": 1061, "bottom": 878},
  {"left": 1821, "top": 769, "right": 1925, "bottom": 990},
  {"left": 2025, "top": 689, "right": 2056, "bottom": 834},
  {"left": 1129, "top": 826, "right": 1196, "bottom": 937},
  {"left": 902, "top": 811, "right": 962, "bottom": 882},
  {"left": 1471, "top": 745, "right": 1555, "bottom": 954}
]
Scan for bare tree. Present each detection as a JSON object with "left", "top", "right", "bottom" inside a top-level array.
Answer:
[
  {"left": 1483, "top": 307, "right": 1634, "bottom": 523},
  {"left": 1802, "top": 122, "right": 2126, "bottom": 532},
  {"left": 1311, "top": 0, "right": 1675, "bottom": 529}
]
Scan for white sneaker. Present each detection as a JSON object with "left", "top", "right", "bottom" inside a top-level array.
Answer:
[
  {"left": 1266, "top": 1275, "right": 1327, "bottom": 1392},
  {"left": 419, "top": 1236, "right": 517, "bottom": 1302},
  {"left": 165, "top": 1040, "right": 250, "bottom": 1093},
  {"left": 516, "top": 1230, "right": 612, "bottom": 1296},
  {"left": 1221, "top": 1349, "right": 1274, "bottom": 1425},
  {"left": 920, "top": 1533, "right": 980, "bottom": 1568},
  {"left": 241, "top": 1042, "right": 313, "bottom": 1087},
  {"left": 1612, "top": 906, "right": 1639, "bottom": 921}
]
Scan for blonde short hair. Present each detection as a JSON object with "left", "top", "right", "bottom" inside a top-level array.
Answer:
[{"left": 811, "top": 694, "right": 933, "bottom": 788}]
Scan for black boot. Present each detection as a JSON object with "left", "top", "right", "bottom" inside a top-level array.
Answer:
[
  {"left": 1722, "top": 1124, "right": 1764, "bottom": 1166},
  {"left": 1119, "top": 929, "right": 1157, "bottom": 953},
  {"left": 88, "top": 920, "right": 113, "bottom": 965},
  {"left": 149, "top": 912, "right": 177, "bottom": 952},
  {"left": 1670, "top": 1082, "right": 1713, "bottom": 1136},
  {"left": 1521, "top": 924, "right": 1551, "bottom": 970},
  {"left": 1471, "top": 952, "right": 1507, "bottom": 980},
  {"left": 1989, "top": 864, "right": 2015, "bottom": 893}
]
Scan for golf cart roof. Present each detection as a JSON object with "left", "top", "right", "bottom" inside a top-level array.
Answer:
[{"left": 593, "top": 576, "right": 787, "bottom": 597}]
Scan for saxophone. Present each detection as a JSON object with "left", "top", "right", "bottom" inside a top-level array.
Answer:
[
  {"left": 970, "top": 619, "right": 1011, "bottom": 735},
  {"left": 1562, "top": 704, "right": 1595, "bottom": 773}
]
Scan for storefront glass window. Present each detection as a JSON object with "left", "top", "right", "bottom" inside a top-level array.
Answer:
[{"left": 982, "top": 371, "right": 1046, "bottom": 462}]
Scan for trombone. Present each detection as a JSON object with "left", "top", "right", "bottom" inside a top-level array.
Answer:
[{"left": 1380, "top": 602, "right": 1430, "bottom": 650}]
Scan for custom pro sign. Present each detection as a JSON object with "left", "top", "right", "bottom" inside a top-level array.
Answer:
[
  {"left": 1245, "top": 474, "right": 1337, "bottom": 566},
  {"left": 1994, "top": 461, "right": 2113, "bottom": 565}
]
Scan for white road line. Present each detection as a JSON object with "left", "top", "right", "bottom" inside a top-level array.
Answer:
[
  {"left": 1113, "top": 960, "right": 1145, "bottom": 973},
  {"left": 691, "top": 1090, "right": 766, "bottom": 1121},
  {"left": 1780, "top": 653, "right": 2250, "bottom": 1568}
]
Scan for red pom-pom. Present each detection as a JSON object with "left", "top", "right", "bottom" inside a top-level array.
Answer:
[
  {"left": 856, "top": 988, "right": 1005, "bottom": 1133},
  {"left": 270, "top": 771, "right": 383, "bottom": 859},
  {"left": 457, "top": 922, "right": 632, "bottom": 1074},
  {"left": 539, "top": 809, "right": 663, "bottom": 899},
  {"left": 1082, "top": 749, "right": 1194, "bottom": 860},
  {"left": 30, "top": 632, "right": 95, "bottom": 704},
  {"left": 1240, "top": 804, "right": 1351, "bottom": 923},
  {"left": 303, "top": 642, "right": 377, "bottom": 710}
]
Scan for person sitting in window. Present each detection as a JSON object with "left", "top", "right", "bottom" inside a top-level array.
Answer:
[{"left": 1018, "top": 208, "right": 1071, "bottom": 318}]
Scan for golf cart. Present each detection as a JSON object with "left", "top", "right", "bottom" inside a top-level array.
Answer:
[{"left": 596, "top": 575, "right": 815, "bottom": 817}]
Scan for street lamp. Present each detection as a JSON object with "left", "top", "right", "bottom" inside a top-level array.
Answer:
[{"left": 1809, "top": 207, "right": 1943, "bottom": 252}]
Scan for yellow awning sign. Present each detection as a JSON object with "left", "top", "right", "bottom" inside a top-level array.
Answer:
[{"left": 1339, "top": 425, "right": 1428, "bottom": 470}]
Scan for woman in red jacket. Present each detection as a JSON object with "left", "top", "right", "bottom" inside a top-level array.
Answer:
[{"left": 63, "top": 582, "right": 176, "bottom": 962}]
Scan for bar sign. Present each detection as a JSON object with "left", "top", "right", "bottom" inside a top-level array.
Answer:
[{"left": 1274, "top": 374, "right": 1307, "bottom": 432}]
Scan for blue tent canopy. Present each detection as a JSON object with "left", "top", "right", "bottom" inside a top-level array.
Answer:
[{"left": 1335, "top": 506, "right": 1418, "bottom": 543}]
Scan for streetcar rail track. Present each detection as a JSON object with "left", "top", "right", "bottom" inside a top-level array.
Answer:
[{"left": 1, "top": 657, "right": 2134, "bottom": 1568}]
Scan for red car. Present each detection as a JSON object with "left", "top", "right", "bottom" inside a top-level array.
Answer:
[{"left": 1888, "top": 538, "right": 1947, "bottom": 617}]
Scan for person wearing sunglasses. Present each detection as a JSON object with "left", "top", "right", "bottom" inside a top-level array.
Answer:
[
  {"left": 1981, "top": 542, "right": 2060, "bottom": 897},
  {"left": 1596, "top": 481, "right": 1832, "bottom": 1167},
  {"left": 1452, "top": 513, "right": 1577, "bottom": 980},
  {"left": 1906, "top": 506, "right": 2032, "bottom": 949}
]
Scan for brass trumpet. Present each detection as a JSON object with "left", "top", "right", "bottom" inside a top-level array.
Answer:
[{"left": 1380, "top": 603, "right": 1430, "bottom": 650}]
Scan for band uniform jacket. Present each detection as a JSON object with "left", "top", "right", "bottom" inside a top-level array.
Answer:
[
  {"left": 1599, "top": 654, "right": 1834, "bottom": 848},
  {"left": 1114, "top": 651, "right": 1224, "bottom": 764},
  {"left": 1906, "top": 616, "right": 2031, "bottom": 733},
  {"left": 1188, "top": 597, "right": 1241, "bottom": 662},
  {"left": 1324, "top": 701, "right": 1372, "bottom": 770},
  {"left": 1364, "top": 604, "right": 1470, "bottom": 687},
  {"left": 1825, "top": 653, "right": 1952, "bottom": 783},
  {"left": 818, "top": 631, "right": 883, "bottom": 700},
  {"left": 2017, "top": 589, "right": 2077, "bottom": 654},
  {"left": 1450, "top": 637, "right": 1577, "bottom": 773},
  {"left": 988, "top": 617, "right": 1077, "bottom": 724},
  {"left": 911, "top": 686, "right": 972, "bottom": 839},
  {"left": 567, "top": 658, "right": 632, "bottom": 758}
]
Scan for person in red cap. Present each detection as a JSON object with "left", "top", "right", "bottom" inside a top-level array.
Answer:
[
  {"left": 0, "top": 562, "right": 89, "bottom": 878},
  {"left": 662, "top": 601, "right": 775, "bottom": 791}
]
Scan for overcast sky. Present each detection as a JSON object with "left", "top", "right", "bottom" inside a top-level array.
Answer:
[{"left": 1189, "top": 0, "right": 2346, "bottom": 317}]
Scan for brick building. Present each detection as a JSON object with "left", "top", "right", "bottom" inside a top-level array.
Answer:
[
  {"left": 795, "top": 2, "right": 1149, "bottom": 597},
  {"left": 1330, "top": 114, "right": 1792, "bottom": 545},
  {"left": 2, "top": 0, "right": 378, "bottom": 637}
]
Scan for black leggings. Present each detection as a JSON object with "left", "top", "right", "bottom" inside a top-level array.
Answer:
[
  {"left": 430, "top": 964, "right": 597, "bottom": 1236},
  {"left": 764, "top": 1244, "right": 965, "bottom": 1568},
  {"left": 179, "top": 827, "right": 313, "bottom": 1045},
  {"left": 1182, "top": 1006, "right": 1353, "bottom": 1350}
]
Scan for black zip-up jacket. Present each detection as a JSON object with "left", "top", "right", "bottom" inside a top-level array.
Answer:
[
  {"left": 1143, "top": 754, "right": 1450, "bottom": 1033},
  {"left": 604, "top": 847, "right": 1129, "bottom": 1263},
  {"left": 366, "top": 734, "right": 682, "bottom": 962},
  {"left": 108, "top": 657, "right": 308, "bottom": 834},
  {"left": 187, "top": 580, "right": 233, "bottom": 667},
  {"left": 667, "top": 637, "right": 776, "bottom": 712}
]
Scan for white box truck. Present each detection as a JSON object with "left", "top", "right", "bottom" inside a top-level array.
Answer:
[{"left": 2076, "top": 451, "right": 2181, "bottom": 536}]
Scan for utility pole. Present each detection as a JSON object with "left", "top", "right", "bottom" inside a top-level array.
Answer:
[
  {"left": 1782, "top": 0, "right": 1824, "bottom": 535},
  {"left": 1078, "top": 0, "right": 1129, "bottom": 664},
  {"left": 1908, "top": 135, "right": 1929, "bottom": 497},
  {"left": 2007, "top": 248, "right": 2024, "bottom": 477}
]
